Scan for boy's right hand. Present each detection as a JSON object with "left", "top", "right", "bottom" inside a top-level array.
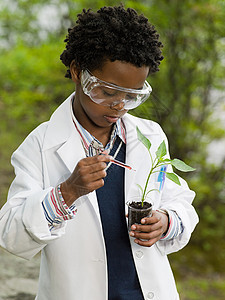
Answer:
[{"left": 60, "top": 154, "right": 111, "bottom": 206}]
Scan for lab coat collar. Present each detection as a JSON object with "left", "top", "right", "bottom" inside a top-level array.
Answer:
[
  {"left": 42, "top": 93, "right": 85, "bottom": 174},
  {"left": 42, "top": 93, "right": 76, "bottom": 152}
]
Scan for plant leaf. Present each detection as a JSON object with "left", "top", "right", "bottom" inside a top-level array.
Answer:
[
  {"left": 145, "top": 189, "right": 160, "bottom": 196},
  {"left": 162, "top": 159, "right": 171, "bottom": 162},
  {"left": 136, "top": 183, "right": 144, "bottom": 195},
  {"left": 171, "top": 159, "right": 196, "bottom": 172},
  {"left": 166, "top": 172, "right": 181, "bottom": 185},
  {"left": 156, "top": 141, "right": 167, "bottom": 159},
  {"left": 136, "top": 126, "right": 151, "bottom": 151}
]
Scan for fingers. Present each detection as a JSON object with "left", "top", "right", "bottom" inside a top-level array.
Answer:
[
  {"left": 133, "top": 237, "right": 159, "bottom": 247},
  {"left": 61, "top": 154, "right": 112, "bottom": 205},
  {"left": 130, "top": 227, "right": 162, "bottom": 240},
  {"left": 77, "top": 162, "right": 107, "bottom": 180},
  {"left": 129, "top": 211, "right": 168, "bottom": 248},
  {"left": 73, "top": 155, "right": 111, "bottom": 186},
  {"left": 74, "top": 155, "right": 110, "bottom": 178},
  {"left": 78, "top": 154, "right": 111, "bottom": 171}
]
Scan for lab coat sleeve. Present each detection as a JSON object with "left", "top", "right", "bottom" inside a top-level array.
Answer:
[
  {"left": 0, "top": 125, "right": 67, "bottom": 260},
  {"left": 155, "top": 125, "right": 199, "bottom": 255}
]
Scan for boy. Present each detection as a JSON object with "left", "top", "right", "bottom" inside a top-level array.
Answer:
[{"left": 0, "top": 6, "right": 198, "bottom": 300}]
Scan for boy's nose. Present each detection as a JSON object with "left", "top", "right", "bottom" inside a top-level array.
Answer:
[{"left": 110, "top": 100, "right": 126, "bottom": 111}]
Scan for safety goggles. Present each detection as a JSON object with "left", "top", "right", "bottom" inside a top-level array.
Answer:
[{"left": 81, "top": 69, "right": 152, "bottom": 110}]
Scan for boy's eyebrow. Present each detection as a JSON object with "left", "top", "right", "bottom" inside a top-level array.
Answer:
[
  {"left": 90, "top": 71, "right": 147, "bottom": 91},
  {"left": 89, "top": 70, "right": 146, "bottom": 90},
  {"left": 104, "top": 80, "right": 144, "bottom": 91}
]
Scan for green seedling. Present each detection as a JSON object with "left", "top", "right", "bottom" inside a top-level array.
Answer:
[{"left": 136, "top": 126, "right": 195, "bottom": 207}]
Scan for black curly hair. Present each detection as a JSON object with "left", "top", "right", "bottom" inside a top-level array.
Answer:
[{"left": 60, "top": 5, "right": 164, "bottom": 78}]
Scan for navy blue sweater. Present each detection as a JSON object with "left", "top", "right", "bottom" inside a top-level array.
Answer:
[{"left": 96, "top": 137, "right": 144, "bottom": 300}]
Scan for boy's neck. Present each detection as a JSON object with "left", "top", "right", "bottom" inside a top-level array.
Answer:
[
  {"left": 89, "top": 126, "right": 113, "bottom": 147},
  {"left": 73, "top": 109, "right": 113, "bottom": 147}
]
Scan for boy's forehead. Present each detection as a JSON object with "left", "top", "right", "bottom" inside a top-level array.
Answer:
[{"left": 92, "top": 60, "right": 150, "bottom": 89}]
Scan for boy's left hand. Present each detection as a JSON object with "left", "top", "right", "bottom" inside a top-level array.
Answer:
[{"left": 129, "top": 210, "right": 169, "bottom": 247}]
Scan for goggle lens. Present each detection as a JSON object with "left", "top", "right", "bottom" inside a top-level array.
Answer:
[{"left": 81, "top": 70, "right": 152, "bottom": 110}]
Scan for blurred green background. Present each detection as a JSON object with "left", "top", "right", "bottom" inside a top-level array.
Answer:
[{"left": 0, "top": 0, "right": 225, "bottom": 299}]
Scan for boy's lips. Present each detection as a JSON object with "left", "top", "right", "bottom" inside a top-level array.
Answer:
[{"left": 104, "top": 115, "right": 120, "bottom": 123}]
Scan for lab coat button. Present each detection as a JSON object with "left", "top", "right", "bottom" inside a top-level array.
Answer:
[
  {"left": 135, "top": 250, "right": 144, "bottom": 259},
  {"left": 147, "top": 291, "right": 154, "bottom": 299}
]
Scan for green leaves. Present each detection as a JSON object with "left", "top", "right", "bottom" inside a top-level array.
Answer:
[
  {"left": 136, "top": 127, "right": 167, "bottom": 160},
  {"left": 166, "top": 172, "right": 181, "bottom": 185},
  {"left": 136, "top": 126, "right": 196, "bottom": 203},
  {"left": 136, "top": 126, "right": 151, "bottom": 151},
  {"left": 171, "top": 159, "right": 196, "bottom": 172},
  {"left": 156, "top": 141, "right": 167, "bottom": 159}
]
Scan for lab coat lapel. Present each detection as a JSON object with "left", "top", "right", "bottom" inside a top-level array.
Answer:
[
  {"left": 56, "top": 129, "right": 102, "bottom": 223},
  {"left": 56, "top": 131, "right": 85, "bottom": 174}
]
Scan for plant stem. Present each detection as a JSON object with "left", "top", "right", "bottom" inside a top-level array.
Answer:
[
  {"left": 141, "top": 158, "right": 168, "bottom": 205},
  {"left": 142, "top": 168, "right": 153, "bottom": 205},
  {"left": 141, "top": 152, "right": 156, "bottom": 205}
]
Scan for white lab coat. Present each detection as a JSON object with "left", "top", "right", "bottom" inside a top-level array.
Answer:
[{"left": 0, "top": 93, "right": 198, "bottom": 300}]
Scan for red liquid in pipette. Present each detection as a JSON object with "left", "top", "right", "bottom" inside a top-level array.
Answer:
[
  {"left": 100, "top": 151, "right": 135, "bottom": 171},
  {"left": 110, "top": 158, "right": 136, "bottom": 171}
]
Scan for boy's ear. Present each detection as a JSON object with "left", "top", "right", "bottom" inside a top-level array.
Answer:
[{"left": 70, "top": 60, "right": 81, "bottom": 83}]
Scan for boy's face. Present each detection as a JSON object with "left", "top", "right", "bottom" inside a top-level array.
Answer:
[{"left": 71, "top": 60, "right": 149, "bottom": 136}]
